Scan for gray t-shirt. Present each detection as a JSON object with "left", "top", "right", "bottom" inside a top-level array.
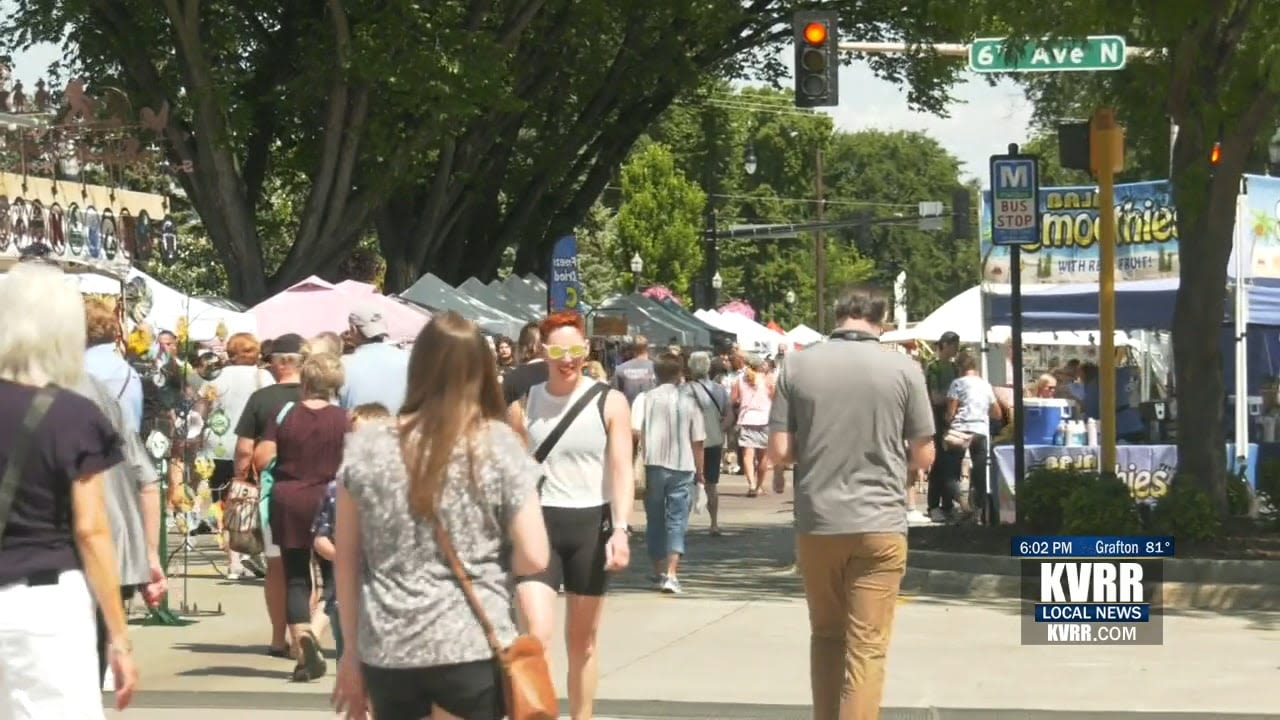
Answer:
[
  {"left": 769, "top": 337, "right": 934, "bottom": 535},
  {"left": 73, "top": 375, "right": 157, "bottom": 587},
  {"left": 340, "top": 419, "right": 540, "bottom": 668},
  {"left": 611, "top": 357, "right": 656, "bottom": 404}
]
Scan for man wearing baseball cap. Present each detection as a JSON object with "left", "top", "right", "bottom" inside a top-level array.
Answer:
[{"left": 338, "top": 304, "right": 410, "bottom": 412}]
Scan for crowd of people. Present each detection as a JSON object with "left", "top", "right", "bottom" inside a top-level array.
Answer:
[{"left": 0, "top": 259, "right": 940, "bottom": 720}]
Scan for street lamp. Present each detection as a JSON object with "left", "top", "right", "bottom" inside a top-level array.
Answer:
[
  {"left": 1268, "top": 129, "right": 1280, "bottom": 176},
  {"left": 785, "top": 289, "right": 796, "bottom": 306},
  {"left": 744, "top": 142, "right": 758, "bottom": 176},
  {"left": 630, "top": 252, "right": 644, "bottom": 293}
]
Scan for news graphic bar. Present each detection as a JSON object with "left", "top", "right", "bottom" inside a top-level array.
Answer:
[
  {"left": 1010, "top": 535, "right": 1175, "bottom": 559},
  {"left": 1015, "top": 536, "right": 1166, "bottom": 645}
]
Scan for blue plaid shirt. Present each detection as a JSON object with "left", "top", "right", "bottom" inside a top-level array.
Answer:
[{"left": 312, "top": 481, "right": 337, "bottom": 540}]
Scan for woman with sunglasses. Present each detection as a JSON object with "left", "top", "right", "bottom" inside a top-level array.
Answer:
[{"left": 508, "top": 312, "right": 634, "bottom": 720}]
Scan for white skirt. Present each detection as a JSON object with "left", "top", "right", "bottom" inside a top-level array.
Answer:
[{"left": 0, "top": 569, "right": 103, "bottom": 719}]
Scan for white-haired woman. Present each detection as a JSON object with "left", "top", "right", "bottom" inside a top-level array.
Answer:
[{"left": 0, "top": 262, "right": 138, "bottom": 715}]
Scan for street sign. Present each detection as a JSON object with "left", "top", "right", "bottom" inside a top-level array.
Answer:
[
  {"left": 968, "top": 36, "right": 1127, "bottom": 73},
  {"left": 989, "top": 155, "right": 1039, "bottom": 246}
]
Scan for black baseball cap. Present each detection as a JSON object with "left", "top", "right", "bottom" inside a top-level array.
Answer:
[
  {"left": 269, "top": 333, "right": 306, "bottom": 356},
  {"left": 939, "top": 331, "right": 960, "bottom": 345}
]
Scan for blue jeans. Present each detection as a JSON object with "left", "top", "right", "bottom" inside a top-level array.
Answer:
[{"left": 644, "top": 466, "right": 695, "bottom": 562}]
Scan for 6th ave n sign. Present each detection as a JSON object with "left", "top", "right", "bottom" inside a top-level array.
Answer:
[{"left": 968, "top": 36, "right": 1127, "bottom": 73}]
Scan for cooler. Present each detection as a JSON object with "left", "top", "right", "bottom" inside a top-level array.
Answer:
[{"left": 1023, "top": 398, "right": 1071, "bottom": 445}]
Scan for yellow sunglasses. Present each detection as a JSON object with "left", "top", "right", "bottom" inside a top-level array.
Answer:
[{"left": 544, "top": 343, "right": 589, "bottom": 360}]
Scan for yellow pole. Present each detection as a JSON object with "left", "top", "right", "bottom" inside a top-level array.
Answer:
[{"left": 1092, "top": 108, "right": 1120, "bottom": 472}]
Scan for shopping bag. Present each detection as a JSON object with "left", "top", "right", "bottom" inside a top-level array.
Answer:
[{"left": 692, "top": 483, "right": 707, "bottom": 515}]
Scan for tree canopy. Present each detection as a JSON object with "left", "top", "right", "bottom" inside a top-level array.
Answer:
[
  {"left": 3, "top": 0, "right": 979, "bottom": 302},
  {"left": 989, "top": 0, "right": 1280, "bottom": 513},
  {"left": 614, "top": 142, "right": 706, "bottom": 297}
]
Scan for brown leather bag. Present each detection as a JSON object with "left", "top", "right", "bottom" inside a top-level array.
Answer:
[{"left": 432, "top": 508, "right": 557, "bottom": 720}]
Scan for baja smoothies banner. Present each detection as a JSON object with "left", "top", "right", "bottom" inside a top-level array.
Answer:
[{"left": 979, "top": 180, "right": 1178, "bottom": 284}]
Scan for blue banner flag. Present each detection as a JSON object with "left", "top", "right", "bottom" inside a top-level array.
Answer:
[
  {"left": 1010, "top": 535, "right": 1175, "bottom": 559},
  {"left": 547, "top": 235, "right": 582, "bottom": 313}
]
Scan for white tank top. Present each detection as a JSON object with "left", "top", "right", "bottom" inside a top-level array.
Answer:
[{"left": 525, "top": 378, "right": 610, "bottom": 508}]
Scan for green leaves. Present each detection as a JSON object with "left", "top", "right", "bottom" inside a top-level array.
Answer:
[{"left": 615, "top": 142, "right": 706, "bottom": 296}]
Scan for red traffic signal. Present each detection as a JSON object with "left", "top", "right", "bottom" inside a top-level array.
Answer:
[
  {"left": 803, "top": 22, "right": 828, "bottom": 46},
  {"left": 793, "top": 11, "right": 838, "bottom": 108}
]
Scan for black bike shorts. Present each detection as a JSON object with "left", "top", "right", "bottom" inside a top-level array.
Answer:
[
  {"left": 363, "top": 659, "right": 502, "bottom": 720},
  {"left": 523, "top": 504, "right": 611, "bottom": 596}
]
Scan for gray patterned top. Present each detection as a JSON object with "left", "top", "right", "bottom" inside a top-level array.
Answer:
[{"left": 340, "top": 419, "right": 540, "bottom": 668}]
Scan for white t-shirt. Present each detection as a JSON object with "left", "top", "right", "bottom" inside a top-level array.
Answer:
[
  {"left": 631, "top": 385, "right": 705, "bottom": 472},
  {"left": 204, "top": 365, "right": 275, "bottom": 460},
  {"left": 946, "top": 374, "right": 995, "bottom": 437}
]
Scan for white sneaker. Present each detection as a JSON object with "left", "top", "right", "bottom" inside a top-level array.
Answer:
[
  {"left": 660, "top": 575, "right": 683, "bottom": 595},
  {"left": 907, "top": 509, "right": 931, "bottom": 525}
]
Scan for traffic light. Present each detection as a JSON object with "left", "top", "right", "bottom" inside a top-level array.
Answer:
[
  {"left": 951, "top": 188, "right": 971, "bottom": 239},
  {"left": 794, "top": 11, "right": 838, "bottom": 108}
]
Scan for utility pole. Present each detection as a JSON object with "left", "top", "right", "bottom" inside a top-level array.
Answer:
[{"left": 815, "top": 148, "right": 827, "bottom": 331}]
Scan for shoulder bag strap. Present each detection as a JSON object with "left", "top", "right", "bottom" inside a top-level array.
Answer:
[
  {"left": 0, "top": 386, "right": 59, "bottom": 545},
  {"left": 693, "top": 380, "right": 722, "bottom": 414},
  {"left": 532, "top": 383, "right": 607, "bottom": 464},
  {"left": 274, "top": 401, "right": 295, "bottom": 427}
]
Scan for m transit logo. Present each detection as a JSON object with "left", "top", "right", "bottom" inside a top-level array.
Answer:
[{"left": 1021, "top": 559, "right": 1164, "bottom": 645}]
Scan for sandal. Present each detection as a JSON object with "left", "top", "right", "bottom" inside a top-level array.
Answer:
[
  {"left": 709, "top": 528, "right": 723, "bottom": 537},
  {"left": 746, "top": 489, "right": 757, "bottom": 498},
  {"left": 267, "top": 646, "right": 291, "bottom": 659}
]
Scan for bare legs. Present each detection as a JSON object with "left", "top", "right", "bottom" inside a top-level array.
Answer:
[{"left": 519, "top": 582, "right": 605, "bottom": 720}]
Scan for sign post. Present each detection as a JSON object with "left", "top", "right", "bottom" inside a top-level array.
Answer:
[{"left": 989, "top": 146, "right": 1040, "bottom": 521}]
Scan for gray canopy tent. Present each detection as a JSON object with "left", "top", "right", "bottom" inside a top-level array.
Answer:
[
  {"left": 401, "top": 273, "right": 526, "bottom": 337},
  {"left": 458, "top": 277, "right": 540, "bottom": 323}
]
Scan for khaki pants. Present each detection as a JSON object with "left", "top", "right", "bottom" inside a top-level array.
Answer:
[{"left": 795, "top": 532, "right": 907, "bottom": 720}]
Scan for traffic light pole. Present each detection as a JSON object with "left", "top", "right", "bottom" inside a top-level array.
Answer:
[{"left": 704, "top": 208, "right": 719, "bottom": 309}]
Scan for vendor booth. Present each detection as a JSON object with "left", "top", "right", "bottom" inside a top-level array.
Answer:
[{"left": 977, "top": 176, "right": 1280, "bottom": 523}]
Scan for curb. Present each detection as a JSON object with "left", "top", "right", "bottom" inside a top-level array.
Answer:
[{"left": 904, "top": 551, "right": 1280, "bottom": 611}]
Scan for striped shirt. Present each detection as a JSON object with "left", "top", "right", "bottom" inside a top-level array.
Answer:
[{"left": 631, "top": 384, "right": 705, "bottom": 472}]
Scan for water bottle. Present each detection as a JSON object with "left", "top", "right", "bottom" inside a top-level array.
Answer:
[
  {"left": 1054, "top": 419, "right": 1067, "bottom": 446},
  {"left": 1086, "top": 418, "right": 1099, "bottom": 446}
]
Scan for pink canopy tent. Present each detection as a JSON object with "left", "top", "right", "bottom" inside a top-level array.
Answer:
[{"left": 251, "top": 276, "right": 430, "bottom": 343}]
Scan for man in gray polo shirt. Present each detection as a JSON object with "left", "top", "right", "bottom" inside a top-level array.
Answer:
[{"left": 767, "top": 284, "right": 934, "bottom": 720}]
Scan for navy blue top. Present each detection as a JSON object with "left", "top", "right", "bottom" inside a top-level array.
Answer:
[{"left": 0, "top": 381, "right": 122, "bottom": 586}]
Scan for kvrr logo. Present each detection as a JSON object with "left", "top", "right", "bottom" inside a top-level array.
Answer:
[{"left": 1040, "top": 561, "right": 1145, "bottom": 603}]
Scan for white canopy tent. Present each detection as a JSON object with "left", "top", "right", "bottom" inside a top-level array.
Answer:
[
  {"left": 786, "top": 324, "right": 824, "bottom": 346},
  {"left": 695, "top": 309, "right": 787, "bottom": 355},
  {"left": 879, "top": 285, "right": 1138, "bottom": 348},
  {"left": 77, "top": 268, "right": 257, "bottom": 341}
]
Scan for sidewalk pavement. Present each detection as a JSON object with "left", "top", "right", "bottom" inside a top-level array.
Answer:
[{"left": 119, "top": 486, "right": 1276, "bottom": 718}]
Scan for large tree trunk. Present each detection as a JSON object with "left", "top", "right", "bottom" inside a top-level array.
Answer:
[{"left": 1170, "top": 112, "right": 1273, "bottom": 517}]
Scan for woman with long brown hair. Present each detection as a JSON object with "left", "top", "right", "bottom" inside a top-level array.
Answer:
[{"left": 331, "top": 311, "right": 550, "bottom": 720}]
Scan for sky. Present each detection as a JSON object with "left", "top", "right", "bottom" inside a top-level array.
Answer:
[{"left": 8, "top": 41, "right": 1032, "bottom": 186}]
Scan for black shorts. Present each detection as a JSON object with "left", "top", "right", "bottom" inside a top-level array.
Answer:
[
  {"left": 210, "top": 459, "right": 235, "bottom": 503},
  {"left": 363, "top": 660, "right": 502, "bottom": 720},
  {"left": 703, "top": 447, "right": 723, "bottom": 484},
  {"left": 523, "top": 505, "right": 611, "bottom": 596}
]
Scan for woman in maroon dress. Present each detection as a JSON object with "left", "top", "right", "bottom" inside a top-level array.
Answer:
[{"left": 258, "top": 351, "right": 347, "bottom": 682}]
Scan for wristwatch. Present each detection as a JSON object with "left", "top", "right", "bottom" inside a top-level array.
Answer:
[{"left": 612, "top": 523, "right": 629, "bottom": 535}]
